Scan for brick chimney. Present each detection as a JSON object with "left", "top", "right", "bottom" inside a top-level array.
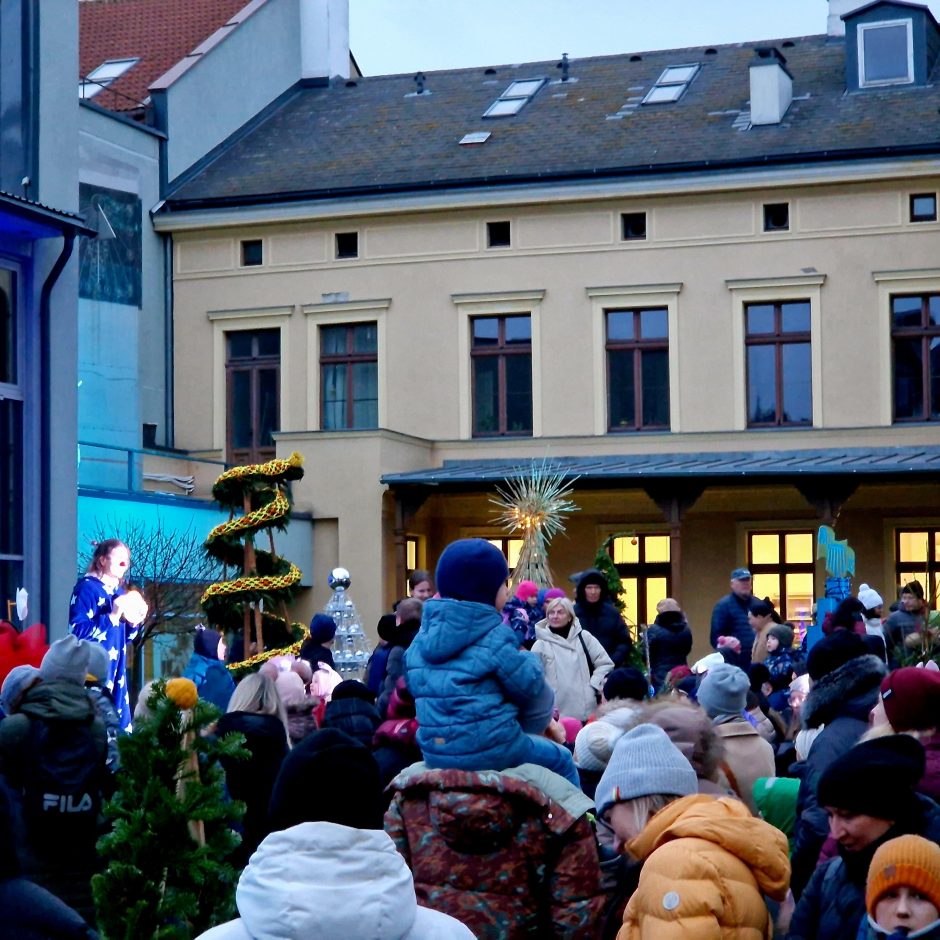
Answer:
[
  {"left": 300, "top": 0, "right": 350, "bottom": 80},
  {"left": 749, "top": 47, "right": 793, "bottom": 125}
]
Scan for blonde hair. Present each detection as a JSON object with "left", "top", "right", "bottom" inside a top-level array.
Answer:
[
  {"left": 628, "top": 792, "right": 681, "bottom": 833},
  {"left": 228, "top": 672, "right": 289, "bottom": 740},
  {"left": 545, "top": 596, "right": 576, "bottom": 623}
]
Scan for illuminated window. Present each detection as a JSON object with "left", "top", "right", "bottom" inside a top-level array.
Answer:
[
  {"left": 895, "top": 529, "right": 940, "bottom": 609},
  {"left": 485, "top": 537, "right": 524, "bottom": 572},
  {"left": 404, "top": 536, "right": 420, "bottom": 596},
  {"left": 747, "top": 531, "right": 814, "bottom": 633},
  {"left": 609, "top": 533, "right": 671, "bottom": 633}
]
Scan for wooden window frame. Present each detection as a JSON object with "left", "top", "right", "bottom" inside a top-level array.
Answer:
[
  {"left": 894, "top": 528, "right": 940, "bottom": 609},
  {"left": 744, "top": 299, "right": 812, "bottom": 428},
  {"left": 319, "top": 322, "right": 378, "bottom": 430},
  {"left": 747, "top": 529, "right": 815, "bottom": 627},
  {"left": 225, "top": 329, "right": 280, "bottom": 464},
  {"left": 470, "top": 314, "right": 532, "bottom": 437},
  {"left": 605, "top": 307, "right": 669, "bottom": 432},
  {"left": 891, "top": 293, "right": 940, "bottom": 423},
  {"left": 608, "top": 533, "right": 671, "bottom": 631}
]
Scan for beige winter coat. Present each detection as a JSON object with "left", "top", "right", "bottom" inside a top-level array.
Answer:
[
  {"left": 532, "top": 618, "right": 614, "bottom": 721},
  {"left": 713, "top": 718, "right": 775, "bottom": 815}
]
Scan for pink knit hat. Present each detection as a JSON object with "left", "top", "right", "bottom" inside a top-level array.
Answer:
[
  {"left": 559, "top": 715, "right": 583, "bottom": 745},
  {"left": 515, "top": 580, "right": 539, "bottom": 602}
]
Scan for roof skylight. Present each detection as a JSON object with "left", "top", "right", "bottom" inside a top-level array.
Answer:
[
  {"left": 79, "top": 58, "right": 138, "bottom": 99},
  {"left": 642, "top": 64, "right": 700, "bottom": 104},
  {"left": 483, "top": 78, "right": 545, "bottom": 118}
]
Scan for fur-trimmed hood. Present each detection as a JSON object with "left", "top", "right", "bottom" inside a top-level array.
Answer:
[{"left": 802, "top": 654, "right": 887, "bottom": 729}]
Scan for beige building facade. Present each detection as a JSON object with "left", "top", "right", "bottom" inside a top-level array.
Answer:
[{"left": 157, "top": 5, "right": 940, "bottom": 652}]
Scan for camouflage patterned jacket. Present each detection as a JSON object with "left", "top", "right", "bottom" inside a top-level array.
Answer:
[{"left": 385, "top": 763, "right": 606, "bottom": 939}]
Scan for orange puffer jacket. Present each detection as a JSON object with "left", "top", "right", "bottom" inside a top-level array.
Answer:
[{"left": 618, "top": 794, "right": 790, "bottom": 940}]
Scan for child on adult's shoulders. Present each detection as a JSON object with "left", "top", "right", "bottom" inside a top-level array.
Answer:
[{"left": 405, "top": 538, "right": 580, "bottom": 786}]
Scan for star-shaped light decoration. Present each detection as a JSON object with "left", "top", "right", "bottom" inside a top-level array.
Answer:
[{"left": 489, "top": 458, "right": 579, "bottom": 590}]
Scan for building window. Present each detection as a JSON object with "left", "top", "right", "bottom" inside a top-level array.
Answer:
[
  {"left": 79, "top": 58, "right": 138, "bottom": 99},
  {"left": 404, "top": 536, "right": 420, "bottom": 596},
  {"left": 892, "top": 293, "right": 940, "bottom": 422},
  {"left": 748, "top": 531, "right": 815, "bottom": 635},
  {"left": 763, "top": 203, "right": 790, "bottom": 232},
  {"left": 858, "top": 20, "right": 913, "bottom": 87},
  {"left": 487, "top": 221, "right": 511, "bottom": 248},
  {"left": 320, "top": 323, "right": 378, "bottom": 430},
  {"left": 0, "top": 267, "right": 23, "bottom": 620},
  {"left": 240, "top": 239, "right": 263, "bottom": 267},
  {"left": 606, "top": 308, "right": 669, "bottom": 431},
  {"left": 610, "top": 534, "right": 671, "bottom": 631},
  {"left": 643, "top": 64, "right": 699, "bottom": 104},
  {"left": 621, "top": 212, "right": 647, "bottom": 240},
  {"left": 910, "top": 193, "right": 937, "bottom": 223},
  {"left": 335, "top": 232, "right": 359, "bottom": 259},
  {"left": 895, "top": 529, "right": 940, "bottom": 610},
  {"left": 745, "top": 300, "right": 812, "bottom": 426},
  {"left": 485, "top": 536, "right": 524, "bottom": 571},
  {"left": 471, "top": 315, "right": 532, "bottom": 436},
  {"left": 226, "top": 329, "right": 280, "bottom": 464},
  {"left": 483, "top": 79, "right": 545, "bottom": 117}
]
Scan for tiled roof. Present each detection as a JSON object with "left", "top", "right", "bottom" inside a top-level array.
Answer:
[
  {"left": 380, "top": 446, "right": 940, "bottom": 487},
  {"left": 165, "top": 29, "right": 940, "bottom": 208},
  {"left": 78, "top": 0, "right": 252, "bottom": 111}
]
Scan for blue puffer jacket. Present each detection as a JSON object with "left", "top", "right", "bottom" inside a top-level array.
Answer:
[
  {"left": 182, "top": 652, "right": 236, "bottom": 714},
  {"left": 405, "top": 598, "right": 547, "bottom": 771}
]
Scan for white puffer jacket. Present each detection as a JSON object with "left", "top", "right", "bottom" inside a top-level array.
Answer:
[
  {"left": 196, "top": 821, "right": 476, "bottom": 940},
  {"left": 531, "top": 618, "right": 614, "bottom": 721}
]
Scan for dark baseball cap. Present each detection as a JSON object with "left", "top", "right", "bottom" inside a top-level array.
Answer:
[{"left": 731, "top": 567, "right": 752, "bottom": 580}]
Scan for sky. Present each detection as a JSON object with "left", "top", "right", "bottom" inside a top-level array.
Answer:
[{"left": 349, "top": 1, "right": 940, "bottom": 75}]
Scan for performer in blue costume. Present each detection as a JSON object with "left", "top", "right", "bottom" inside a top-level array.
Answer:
[{"left": 69, "top": 539, "right": 148, "bottom": 732}]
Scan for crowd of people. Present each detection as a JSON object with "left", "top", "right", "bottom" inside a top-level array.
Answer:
[{"left": 0, "top": 537, "right": 938, "bottom": 938}]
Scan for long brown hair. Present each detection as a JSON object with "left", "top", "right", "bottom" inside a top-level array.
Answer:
[{"left": 86, "top": 539, "right": 129, "bottom": 580}]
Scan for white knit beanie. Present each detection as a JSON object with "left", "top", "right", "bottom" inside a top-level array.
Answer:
[
  {"left": 857, "top": 584, "right": 884, "bottom": 612},
  {"left": 594, "top": 723, "right": 698, "bottom": 819},
  {"left": 574, "top": 720, "right": 623, "bottom": 773}
]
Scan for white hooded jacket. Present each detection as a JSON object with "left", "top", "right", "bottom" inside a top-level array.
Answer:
[
  {"left": 196, "top": 821, "right": 476, "bottom": 940},
  {"left": 531, "top": 618, "right": 614, "bottom": 721}
]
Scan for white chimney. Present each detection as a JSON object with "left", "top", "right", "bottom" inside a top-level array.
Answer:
[
  {"left": 300, "top": 0, "right": 350, "bottom": 80},
  {"left": 827, "top": 0, "right": 869, "bottom": 37},
  {"left": 749, "top": 47, "right": 793, "bottom": 126}
]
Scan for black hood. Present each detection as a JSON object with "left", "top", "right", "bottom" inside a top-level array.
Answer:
[
  {"left": 653, "top": 610, "right": 688, "bottom": 632},
  {"left": 575, "top": 569, "right": 611, "bottom": 606}
]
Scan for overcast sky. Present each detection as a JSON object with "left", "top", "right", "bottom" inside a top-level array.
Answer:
[{"left": 349, "top": 1, "right": 940, "bottom": 75}]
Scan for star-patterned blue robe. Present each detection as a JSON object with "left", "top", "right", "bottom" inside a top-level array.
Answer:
[{"left": 69, "top": 575, "right": 139, "bottom": 732}]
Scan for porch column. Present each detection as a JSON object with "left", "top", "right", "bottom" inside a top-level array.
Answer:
[{"left": 643, "top": 482, "right": 704, "bottom": 600}]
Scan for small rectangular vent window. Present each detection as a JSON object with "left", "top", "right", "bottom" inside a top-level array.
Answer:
[
  {"left": 642, "top": 64, "right": 699, "bottom": 104},
  {"left": 335, "top": 232, "right": 359, "bottom": 259},
  {"left": 240, "top": 239, "right": 263, "bottom": 267},
  {"left": 763, "top": 203, "right": 790, "bottom": 232},
  {"left": 910, "top": 193, "right": 937, "bottom": 222},
  {"left": 621, "top": 212, "right": 647, "bottom": 240},
  {"left": 487, "top": 221, "right": 511, "bottom": 248},
  {"left": 483, "top": 78, "right": 545, "bottom": 118}
]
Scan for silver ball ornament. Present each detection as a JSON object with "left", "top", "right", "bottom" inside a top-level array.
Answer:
[{"left": 328, "top": 567, "right": 351, "bottom": 589}]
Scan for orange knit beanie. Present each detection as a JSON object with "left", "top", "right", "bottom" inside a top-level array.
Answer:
[{"left": 866, "top": 834, "right": 940, "bottom": 917}]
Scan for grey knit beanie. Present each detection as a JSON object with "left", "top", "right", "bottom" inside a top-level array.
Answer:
[
  {"left": 83, "top": 640, "right": 111, "bottom": 685},
  {"left": 595, "top": 723, "right": 698, "bottom": 819},
  {"left": 697, "top": 662, "right": 750, "bottom": 718},
  {"left": 40, "top": 634, "right": 92, "bottom": 685}
]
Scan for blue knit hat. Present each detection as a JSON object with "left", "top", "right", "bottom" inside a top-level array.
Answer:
[
  {"left": 595, "top": 724, "right": 698, "bottom": 819},
  {"left": 435, "top": 538, "right": 509, "bottom": 607},
  {"left": 308, "top": 613, "right": 337, "bottom": 644}
]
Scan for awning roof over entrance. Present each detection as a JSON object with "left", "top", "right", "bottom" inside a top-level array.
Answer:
[
  {"left": 0, "top": 190, "right": 95, "bottom": 239},
  {"left": 381, "top": 445, "right": 940, "bottom": 488}
]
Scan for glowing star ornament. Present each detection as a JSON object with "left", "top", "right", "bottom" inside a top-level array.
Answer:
[{"left": 490, "top": 458, "right": 580, "bottom": 590}]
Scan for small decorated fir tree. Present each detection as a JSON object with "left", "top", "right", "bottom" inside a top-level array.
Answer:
[{"left": 93, "top": 678, "right": 248, "bottom": 940}]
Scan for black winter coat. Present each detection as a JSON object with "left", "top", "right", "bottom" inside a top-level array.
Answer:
[
  {"left": 574, "top": 570, "right": 633, "bottom": 667},
  {"left": 321, "top": 696, "right": 382, "bottom": 750},
  {"left": 646, "top": 611, "right": 693, "bottom": 690},
  {"left": 709, "top": 591, "right": 755, "bottom": 668},
  {"left": 216, "top": 711, "right": 289, "bottom": 867},
  {"left": 788, "top": 795, "right": 940, "bottom": 940},
  {"left": 789, "top": 654, "right": 887, "bottom": 898},
  {"left": 0, "top": 877, "right": 98, "bottom": 939}
]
